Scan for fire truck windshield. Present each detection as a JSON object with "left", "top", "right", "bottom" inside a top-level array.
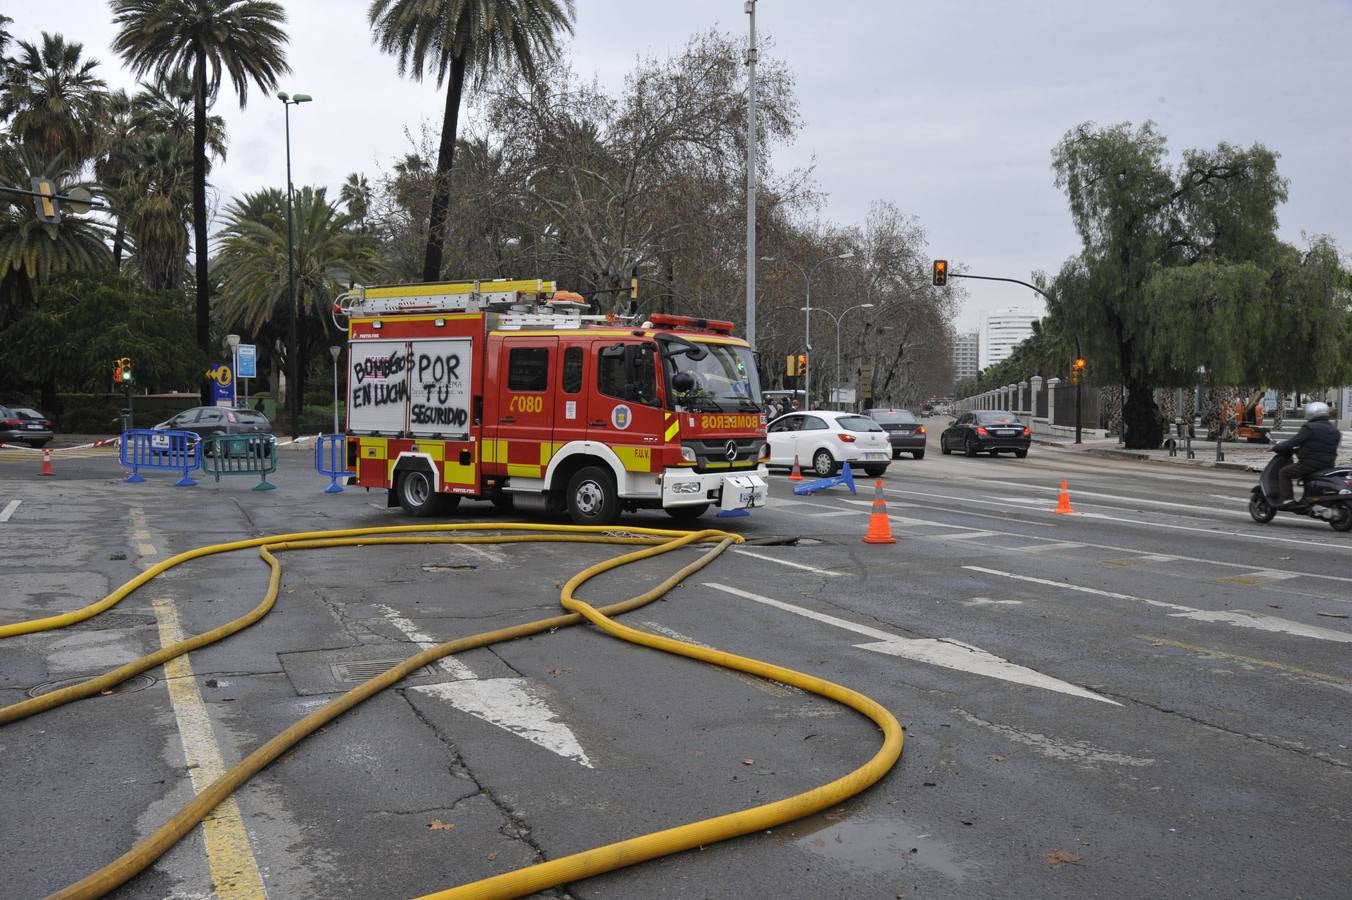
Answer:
[{"left": 666, "top": 343, "right": 761, "bottom": 412}]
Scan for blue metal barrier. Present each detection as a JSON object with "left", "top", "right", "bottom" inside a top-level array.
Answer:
[
  {"left": 315, "top": 434, "right": 355, "bottom": 493},
  {"left": 200, "top": 433, "right": 278, "bottom": 490},
  {"left": 120, "top": 429, "right": 200, "bottom": 486}
]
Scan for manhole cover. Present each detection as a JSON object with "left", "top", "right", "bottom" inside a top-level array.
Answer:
[
  {"left": 27, "top": 672, "right": 157, "bottom": 699},
  {"left": 330, "top": 660, "right": 438, "bottom": 683}
]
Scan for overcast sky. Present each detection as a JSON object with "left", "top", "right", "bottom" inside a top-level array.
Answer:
[{"left": 8, "top": 0, "right": 1351, "bottom": 331}]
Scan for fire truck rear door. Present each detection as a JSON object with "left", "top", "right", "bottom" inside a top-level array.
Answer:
[{"left": 490, "top": 337, "right": 559, "bottom": 480}]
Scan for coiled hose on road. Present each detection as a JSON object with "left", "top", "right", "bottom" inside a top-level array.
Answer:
[{"left": 0, "top": 522, "right": 904, "bottom": 900}]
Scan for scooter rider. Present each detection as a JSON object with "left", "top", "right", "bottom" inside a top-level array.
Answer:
[{"left": 1274, "top": 401, "right": 1341, "bottom": 507}]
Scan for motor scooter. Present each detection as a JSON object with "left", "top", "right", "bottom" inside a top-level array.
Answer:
[{"left": 1249, "top": 448, "right": 1352, "bottom": 531}]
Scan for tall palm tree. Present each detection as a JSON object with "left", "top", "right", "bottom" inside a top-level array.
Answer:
[
  {"left": 339, "top": 172, "right": 371, "bottom": 229},
  {"left": 109, "top": 0, "right": 289, "bottom": 384},
  {"left": 0, "top": 149, "right": 110, "bottom": 330},
  {"left": 0, "top": 32, "right": 109, "bottom": 167},
  {"left": 367, "top": 0, "right": 575, "bottom": 283},
  {"left": 215, "top": 186, "right": 381, "bottom": 400}
]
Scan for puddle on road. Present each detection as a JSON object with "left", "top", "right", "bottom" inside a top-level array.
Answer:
[{"left": 777, "top": 808, "right": 972, "bottom": 882}]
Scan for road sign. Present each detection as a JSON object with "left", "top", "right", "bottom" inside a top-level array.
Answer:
[{"left": 237, "top": 344, "right": 257, "bottom": 378}]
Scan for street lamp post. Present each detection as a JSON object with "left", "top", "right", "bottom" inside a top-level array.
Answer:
[
  {"left": 763, "top": 250, "right": 853, "bottom": 407},
  {"left": 329, "top": 345, "right": 342, "bottom": 435},
  {"left": 802, "top": 303, "right": 874, "bottom": 409},
  {"left": 278, "top": 91, "right": 312, "bottom": 439},
  {"left": 226, "top": 333, "right": 240, "bottom": 406}
]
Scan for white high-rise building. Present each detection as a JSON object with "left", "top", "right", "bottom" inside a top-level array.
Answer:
[
  {"left": 952, "top": 331, "right": 979, "bottom": 382},
  {"left": 979, "top": 308, "right": 1038, "bottom": 369}
]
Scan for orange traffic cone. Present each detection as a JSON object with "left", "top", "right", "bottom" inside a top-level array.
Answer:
[
  {"left": 39, "top": 447, "right": 54, "bottom": 476},
  {"left": 1053, "top": 478, "right": 1075, "bottom": 514},
  {"left": 862, "top": 478, "right": 897, "bottom": 544},
  {"left": 788, "top": 453, "right": 804, "bottom": 481}
]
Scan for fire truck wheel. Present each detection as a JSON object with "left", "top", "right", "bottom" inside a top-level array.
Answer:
[
  {"left": 396, "top": 467, "right": 458, "bottom": 517},
  {"left": 490, "top": 493, "right": 515, "bottom": 512},
  {"left": 566, "top": 466, "right": 621, "bottom": 525},
  {"left": 665, "top": 503, "right": 709, "bottom": 521}
]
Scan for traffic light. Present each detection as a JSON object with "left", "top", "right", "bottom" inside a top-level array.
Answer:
[
  {"left": 630, "top": 274, "right": 639, "bottom": 300},
  {"left": 932, "top": 259, "right": 948, "bottom": 286},
  {"left": 32, "top": 177, "right": 60, "bottom": 224},
  {"left": 1071, "top": 357, "right": 1085, "bottom": 385},
  {"left": 786, "top": 354, "right": 796, "bottom": 377},
  {"left": 117, "top": 357, "right": 133, "bottom": 385},
  {"left": 797, "top": 353, "right": 808, "bottom": 376}
]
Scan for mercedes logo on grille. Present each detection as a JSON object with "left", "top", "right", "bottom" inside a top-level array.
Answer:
[{"left": 724, "top": 440, "right": 738, "bottom": 460}]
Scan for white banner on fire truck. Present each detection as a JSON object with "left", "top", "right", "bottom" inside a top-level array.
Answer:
[
  {"left": 408, "top": 338, "right": 473, "bottom": 438},
  {"left": 349, "top": 340, "right": 412, "bottom": 435}
]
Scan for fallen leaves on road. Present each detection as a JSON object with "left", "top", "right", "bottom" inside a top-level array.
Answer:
[
  {"left": 427, "top": 820, "right": 455, "bottom": 831},
  {"left": 547, "top": 666, "right": 570, "bottom": 676},
  {"left": 742, "top": 757, "right": 754, "bottom": 766},
  {"left": 1043, "top": 849, "right": 1083, "bottom": 869}
]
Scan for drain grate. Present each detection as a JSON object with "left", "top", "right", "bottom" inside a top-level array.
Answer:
[{"left": 330, "top": 660, "right": 438, "bottom": 683}]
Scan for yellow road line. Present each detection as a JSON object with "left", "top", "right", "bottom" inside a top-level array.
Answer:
[
  {"left": 153, "top": 597, "right": 268, "bottom": 899},
  {"left": 136, "top": 503, "right": 266, "bottom": 899},
  {"left": 1137, "top": 634, "right": 1352, "bottom": 686}
]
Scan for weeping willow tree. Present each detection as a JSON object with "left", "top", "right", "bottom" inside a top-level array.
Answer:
[{"left": 1044, "top": 121, "right": 1349, "bottom": 448}]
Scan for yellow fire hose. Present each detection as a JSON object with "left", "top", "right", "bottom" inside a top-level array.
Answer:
[{"left": 0, "top": 523, "right": 904, "bottom": 899}]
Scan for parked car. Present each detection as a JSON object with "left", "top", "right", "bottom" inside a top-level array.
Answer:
[
  {"left": 864, "top": 408, "right": 926, "bottom": 459},
  {"left": 767, "top": 410, "right": 892, "bottom": 477},
  {"left": 940, "top": 410, "right": 1031, "bottom": 457},
  {"left": 153, "top": 406, "right": 273, "bottom": 456},
  {"left": 0, "top": 404, "right": 55, "bottom": 447}
]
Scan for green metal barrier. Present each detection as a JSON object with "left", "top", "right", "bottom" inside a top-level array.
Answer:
[{"left": 200, "top": 433, "right": 278, "bottom": 490}]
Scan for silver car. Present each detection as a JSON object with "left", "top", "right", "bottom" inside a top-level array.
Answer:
[
  {"left": 0, "top": 404, "right": 55, "bottom": 447},
  {"left": 864, "top": 408, "right": 926, "bottom": 460}
]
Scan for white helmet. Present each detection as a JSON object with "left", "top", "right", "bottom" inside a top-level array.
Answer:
[{"left": 1305, "top": 401, "right": 1330, "bottom": 420}]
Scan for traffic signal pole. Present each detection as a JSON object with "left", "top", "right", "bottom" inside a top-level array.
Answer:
[{"left": 935, "top": 267, "right": 1085, "bottom": 445}]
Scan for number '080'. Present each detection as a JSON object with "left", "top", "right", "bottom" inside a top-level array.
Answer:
[{"left": 510, "top": 395, "right": 544, "bottom": 413}]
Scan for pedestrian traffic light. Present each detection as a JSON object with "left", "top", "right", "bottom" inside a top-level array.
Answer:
[
  {"left": 112, "top": 359, "right": 122, "bottom": 383},
  {"left": 32, "top": 177, "right": 61, "bottom": 224},
  {"left": 932, "top": 259, "right": 948, "bottom": 286}
]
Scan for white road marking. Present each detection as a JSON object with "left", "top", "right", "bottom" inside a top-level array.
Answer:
[
  {"left": 459, "top": 543, "right": 508, "bottom": 564},
  {"left": 1230, "top": 570, "right": 1302, "bottom": 582},
  {"left": 1136, "top": 555, "right": 1178, "bottom": 562},
  {"left": 376, "top": 603, "right": 593, "bottom": 767},
  {"left": 0, "top": 499, "right": 19, "bottom": 522},
  {"left": 963, "top": 597, "right": 1023, "bottom": 607},
  {"left": 803, "top": 509, "right": 862, "bottom": 518},
  {"left": 932, "top": 530, "right": 999, "bottom": 541},
  {"left": 703, "top": 582, "right": 1116, "bottom": 704},
  {"left": 952, "top": 708, "right": 1155, "bottom": 767},
  {"left": 963, "top": 566, "right": 1352, "bottom": 644},
  {"left": 1020, "top": 541, "right": 1087, "bottom": 553},
  {"left": 732, "top": 548, "right": 845, "bottom": 576},
  {"left": 976, "top": 477, "right": 1249, "bottom": 517},
  {"left": 411, "top": 680, "right": 593, "bottom": 767},
  {"left": 1076, "top": 510, "right": 1351, "bottom": 552}
]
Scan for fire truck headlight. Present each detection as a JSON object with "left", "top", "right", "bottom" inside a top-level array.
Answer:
[
  {"left": 758, "top": 442, "right": 770, "bottom": 461},
  {"left": 680, "top": 446, "right": 697, "bottom": 464},
  {"left": 672, "top": 481, "right": 701, "bottom": 494}
]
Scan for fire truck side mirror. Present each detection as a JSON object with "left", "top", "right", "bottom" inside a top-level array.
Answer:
[{"left": 671, "top": 371, "right": 696, "bottom": 393}]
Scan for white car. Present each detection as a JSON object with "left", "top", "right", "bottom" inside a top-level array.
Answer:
[{"left": 766, "top": 410, "right": 892, "bottom": 477}]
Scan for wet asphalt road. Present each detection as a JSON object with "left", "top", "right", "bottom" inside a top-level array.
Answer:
[{"left": 1, "top": 440, "right": 1349, "bottom": 899}]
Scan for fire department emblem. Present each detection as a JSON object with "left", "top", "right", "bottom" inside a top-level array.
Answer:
[{"left": 611, "top": 404, "right": 632, "bottom": 430}]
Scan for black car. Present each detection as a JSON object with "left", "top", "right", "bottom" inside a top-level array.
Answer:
[
  {"left": 0, "top": 404, "right": 55, "bottom": 447},
  {"left": 940, "top": 410, "right": 1031, "bottom": 458},
  {"left": 864, "top": 408, "right": 926, "bottom": 459},
  {"left": 154, "top": 406, "right": 273, "bottom": 455}
]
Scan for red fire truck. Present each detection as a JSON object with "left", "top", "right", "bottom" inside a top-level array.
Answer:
[{"left": 337, "top": 278, "right": 770, "bottom": 524}]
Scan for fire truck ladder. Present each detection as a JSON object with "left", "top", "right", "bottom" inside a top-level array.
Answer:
[{"left": 332, "top": 278, "right": 559, "bottom": 329}]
